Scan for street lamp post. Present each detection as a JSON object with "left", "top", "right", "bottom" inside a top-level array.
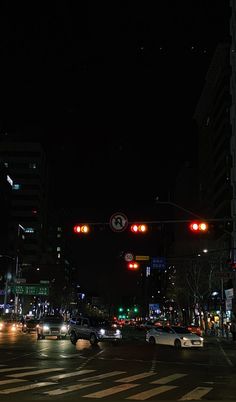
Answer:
[{"left": 14, "top": 224, "right": 26, "bottom": 314}]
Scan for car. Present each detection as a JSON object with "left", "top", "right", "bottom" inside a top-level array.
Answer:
[
  {"left": 22, "top": 318, "right": 39, "bottom": 333},
  {"left": 0, "top": 319, "right": 22, "bottom": 332},
  {"left": 68, "top": 316, "right": 122, "bottom": 346},
  {"left": 187, "top": 324, "right": 203, "bottom": 336},
  {"left": 36, "top": 316, "right": 68, "bottom": 340},
  {"left": 146, "top": 325, "right": 204, "bottom": 349}
]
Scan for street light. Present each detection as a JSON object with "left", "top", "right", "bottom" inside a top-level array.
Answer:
[
  {"left": 14, "top": 224, "right": 26, "bottom": 314},
  {"left": 155, "top": 197, "right": 205, "bottom": 220}
]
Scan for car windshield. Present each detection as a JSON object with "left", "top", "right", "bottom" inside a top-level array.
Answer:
[
  {"left": 172, "top": 326, "right": 191, "bottom": 334},
  {"left": 43, "top": 317, "right": 64, "bottom": 324}
]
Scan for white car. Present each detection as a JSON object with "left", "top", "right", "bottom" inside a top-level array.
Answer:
[{"left": 146, "top": 326, "right": 204, "bottom": 349}]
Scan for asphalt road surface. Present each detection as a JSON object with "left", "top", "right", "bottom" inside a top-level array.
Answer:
[{"left": 0, "top": 329, "right": 236, "bottom": 401}]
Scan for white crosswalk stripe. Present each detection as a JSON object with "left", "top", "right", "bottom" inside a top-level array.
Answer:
[
  {"left": 115, "top": 372, "right": 157, "bottom": 383},
  {"left": 77, "top": 371, "right": 126, "bottom": 382},
  {"left": 45, "top": 382, "right": 100, "bottom": 396},
  {"left": 0, "top": 379, "right": 27, "bottom": 386},
  {"left": 7, "top": 368, "right": 64, "bottom": 377},
  {"left": 0, "top": 366, "right": 215, "bottom": 399},
  {"left": 48, "top": 369, "right": 95, "bottom": 381},
  {"left": 179, "top": 386, "right": 213, "bottom": 400},
  {"left": 126, "top": 385, "right": 178, "bottom": 400},
  {"left": 0, "top": 366, "right": 36, "bottom": 373},
  {"left": 83, "top": 383, "right": 139, "bottom": 398},
  {"left": 0, "top": 382, "right": 56, "bottom": 394},
  {"left": 151, "top": 373, "right": 187, "bottom": 384}
]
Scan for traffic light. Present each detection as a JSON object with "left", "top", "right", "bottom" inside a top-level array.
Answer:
[
  {"left": 134, "top": 307, "right": 138, "bottom": 313},
  {"left": 73, "top": 224, "right": 90, "bottom": 234},
  {"left": 130, "top": 224, "right": 148, "bottom": 233},
  {"left": 189, "top": 222, "right": 208, "bottom": 232},
  {"left": 128, "top": 262, "right": 139, "bottom": 270}
]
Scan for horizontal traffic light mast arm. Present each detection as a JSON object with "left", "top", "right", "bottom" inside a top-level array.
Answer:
[{"left": 73, "top": 218, "right": 232, "bottom": 225}]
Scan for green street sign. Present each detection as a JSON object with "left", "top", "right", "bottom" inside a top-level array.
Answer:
[{"left": 11, "top": 284, "right": 49, "bottom": 296}]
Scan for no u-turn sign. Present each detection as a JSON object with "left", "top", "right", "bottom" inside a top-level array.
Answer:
[{"left": 109, "top": 212, "right": 128, "bottom": 232}]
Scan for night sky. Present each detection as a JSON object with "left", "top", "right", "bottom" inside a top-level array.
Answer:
[{"left": 0, "top": 1, "right": 231, "bottom": 301}]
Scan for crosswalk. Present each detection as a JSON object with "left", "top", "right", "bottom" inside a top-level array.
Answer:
[{"left": 0, "top": 365, "right": 216, "bottom": 399}]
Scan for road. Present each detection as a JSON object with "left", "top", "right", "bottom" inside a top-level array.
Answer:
[{"left": 0, "top": 329, "right": 236, "bottom": 401}]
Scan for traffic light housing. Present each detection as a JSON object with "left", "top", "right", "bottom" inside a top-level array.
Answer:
[
  {"left": 73, "top": 224, "right": 90, "bottom": 234},
  {"left": 189, "top": 221, "right": 208, "bottom": 233},
  {"left": 130, "top": 224, "right": 148, "bottom": 233},
  {"left": 128, "top": 262, "right": 139, "bottom": 270}
]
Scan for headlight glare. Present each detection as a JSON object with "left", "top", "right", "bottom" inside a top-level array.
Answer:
[{"left": 99, "top": 329, "right": 105, "bottom": 335}]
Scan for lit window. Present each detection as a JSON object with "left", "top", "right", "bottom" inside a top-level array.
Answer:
[
  {"left": 25, "top": 228, "right": 35, "bottom": 233},
  {"left": 57, "top": 246, "right": 61, "bottom": 251},
  {"left": 57, "top": 227, "right": 62, "bottom": 232},
  {"left": 29, "top": 163, "right": 37, "bottom": 169},
  {"left": 57, "top": 253, "right": 61, "bottom": 259},
  {"left": 57, "top": 234, "right": 61, "bottom": 238},
  {"left": 13, "top": 183, "right": 21, "bottom": 190},
  {"left": 4, "top": 162, "right": 8, "bottom": 168}
]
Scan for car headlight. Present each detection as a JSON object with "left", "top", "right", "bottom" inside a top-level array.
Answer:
[
  {"left": 182, "top": 337, "right": 189, "bottom": 341},
  {"left": 11, "top": 325, "right": 16, "bottom": 331},
  {"left": 99, "top": 329, "right": 105, "bottom": 335},
  {"left": 199, "top": 337, "right": 204, "bottom": 341},
  {"left": 115, "top": 329, "right": 121, "bottom": 335},
  {"left": 61, "top": 325, "right": 67, "bottom": 332},
  {"left": 43, "top": 325, "right": 49, "bottom": 331}
]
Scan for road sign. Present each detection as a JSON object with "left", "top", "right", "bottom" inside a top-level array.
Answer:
[
  {"left": 124, "top": 252, "right": 134, "bottom": 262},
  {"left": 109, "top": 212, "right": 128, "bottom": 232},
  {"left": 135, "top": 255, "right": 150, "bottom": 261},
  {"left": 151, "top": 257, "right": 166, "bottom": 270},
  {"left": 11, "top": 284, "right": 49, "bottom": 296}
]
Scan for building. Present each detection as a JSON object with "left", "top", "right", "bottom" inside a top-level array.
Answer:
[
  {"left": 194, "top": 43, "right": 232, "bottom": 256},
  {"left": 0, "top": 141, "right": 48, "bottom": 277}
]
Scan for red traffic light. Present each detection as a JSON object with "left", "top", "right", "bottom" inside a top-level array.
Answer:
[
  {"left": 189, "top": 222, "right": 208, "bottom": 232},
  {"left": 130, "top": 224, "right": 147, "bottom": 233},
  {"left": 73, "top": 224, "right": 90, "bottom": 234},
  {"left": 128, "top": 262, "right": 139, "bottom": 270}
]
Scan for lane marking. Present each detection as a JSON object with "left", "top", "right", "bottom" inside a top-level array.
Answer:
[
  {"left": 45, "top": 382, "right": 100, "bottom": 396},
  {"left": 179, "top": 386, "right": 213, "bottom": 400},
  {"left": 83, "top": 383, "right": 139, "bottom": 398},
  {"left": 0, "top": 381, "right": 56, "bottom": 394},
  {"left": 48, "top": 369, "right": 96, "bottom": 381},
  {"left": 8, "top": 368, "right": 64, "bottom": 377},
  {"left": 126, "top": 385, "right": 177, "bottom": 400},
  {"left": 115, "top": 372, "right": 157, "bottom": 383},
  {"left": 217, "top": 339, "right": 234, "bottom": 367},
  {"left": 151, "top": 373, "right": 187, "bottom": 384},
  {"left": 78, "top": 371, "right": 126, "bottom": 382}
]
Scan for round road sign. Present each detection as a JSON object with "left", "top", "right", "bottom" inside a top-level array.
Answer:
[
  {"left": 124, "top": 252, "right": 134, "bottom": 262},
  {"left": 109, "top": 212, "right": 128, "bottom": 232}
]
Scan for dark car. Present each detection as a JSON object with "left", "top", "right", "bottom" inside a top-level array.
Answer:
[
  {"left": 22, "top": 318, "right": 39, "bottom": 333},
  {"left": 36, "top": 315, "right": 68, "bottom": 340}
]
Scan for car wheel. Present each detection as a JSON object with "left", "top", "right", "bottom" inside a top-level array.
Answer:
[
  {"left": 174, "top": 339, "right": 182, "bottom": 349},
  {"left": 149, "top": 336, "right": 156, "bottom": 345},
  {"left": 90, "top": 333, "right": 98, "bottom": 346},
  {"left": 70, "top": 331, "right": 78, "bottom": 345}
]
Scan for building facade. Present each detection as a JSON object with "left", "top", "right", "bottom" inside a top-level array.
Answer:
[{"left": 0, "top": 141, "right": 48, "bottom": 277}]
